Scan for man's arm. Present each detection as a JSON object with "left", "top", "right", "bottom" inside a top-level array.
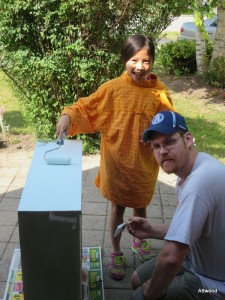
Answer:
[{"left": 143, "top": 241, "right": 189, "bottom": 300}]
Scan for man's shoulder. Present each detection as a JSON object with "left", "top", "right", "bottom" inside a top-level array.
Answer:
[
  {"left": 186, "top": 152, "right": 225, "bottom": 193},
  {"left": 195, "top": 152, "right": 224, "bottom": 170}
]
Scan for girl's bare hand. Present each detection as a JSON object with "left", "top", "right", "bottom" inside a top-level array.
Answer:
[{"left": 56, "top": 115, "right": 71, "bottom": 139}]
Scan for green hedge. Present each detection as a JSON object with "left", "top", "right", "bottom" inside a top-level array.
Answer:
[
  {"left": 156, "top": 39, "right": 214, "bottom": 76},
  {"left": 205, "top": 57, "right": 225, "bottom": 88},
  {"left": 156, "top": 40, "right": 197, "bottom": 75}
]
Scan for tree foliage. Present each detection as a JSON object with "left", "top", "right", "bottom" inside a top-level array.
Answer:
[
  {"left": 189, "top": 0, "right": 225, "bottom": 84},
  {"left": 0, "top": 0, "right": 192, "bottom": 139}
]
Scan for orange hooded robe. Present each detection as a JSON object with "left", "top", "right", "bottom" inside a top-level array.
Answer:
[{"left": 62, "top": 72, "right": 174, "bottom": 208}]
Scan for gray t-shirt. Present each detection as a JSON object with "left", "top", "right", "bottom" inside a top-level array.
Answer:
[{"left": 165, "top": 152, "right": 225, "bottom": 297}]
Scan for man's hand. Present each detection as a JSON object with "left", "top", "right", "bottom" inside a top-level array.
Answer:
[
  {"left": 127, "top": 217, "right": 169, "bottom": 241},
  {"left": 127, "top": 217, "right": 151, "bottom": 240}
]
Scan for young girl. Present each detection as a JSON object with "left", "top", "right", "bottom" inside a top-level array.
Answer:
[{"left": 57, "top": 34, "right": 174, "bottom": 280}]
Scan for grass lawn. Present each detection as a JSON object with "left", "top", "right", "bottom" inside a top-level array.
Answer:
[
  {"left": 0, "top": 71, "right": 33, "bottom": 135},
  {"left": 173, "top": 94, "right": 225, "bottom": 163},
  {"left": 161, "top": 31, "right": 179, "bottom": 41}
]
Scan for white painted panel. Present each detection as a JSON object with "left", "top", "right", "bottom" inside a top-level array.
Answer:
[{"left": 18, "top": 140, "right": 82, "bottom": 212}]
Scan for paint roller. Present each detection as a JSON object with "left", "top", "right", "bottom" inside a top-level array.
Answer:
[{"left": 44, "top": 133, "right": 71, "bottom": 165}]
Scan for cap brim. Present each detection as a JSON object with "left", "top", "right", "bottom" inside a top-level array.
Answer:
[{"left": 142, "top": 127, "right": 178, "bottom": 143}]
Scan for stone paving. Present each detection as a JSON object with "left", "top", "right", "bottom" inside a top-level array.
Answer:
[{"left": 0, "top": 150, "right": 177, "bottom": 299}]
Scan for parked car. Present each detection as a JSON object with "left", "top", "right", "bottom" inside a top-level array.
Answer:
[{"left": 178, "top": 16, "right": 217, "bottom": 42}]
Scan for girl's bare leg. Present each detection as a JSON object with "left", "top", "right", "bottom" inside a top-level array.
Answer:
[
  {"left": 109, "top": 202, "right": 126, "bottom": 252},
  {"left": 133, "top": 207, "right": 146, "bottom": 218}
]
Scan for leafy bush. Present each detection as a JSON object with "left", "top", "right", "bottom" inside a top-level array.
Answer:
[
  {"left": 1, "top": 48, "right": 120, "bottom": 139},
  {"left": 0, "top": 0, "right": 193, "bottom": 152},
  {"left": 76, "top": 133, "right": 100, "bottom": 154},
  {"left": 205, "top": 40, "right": 214, "bottom": 62},
  {"left": 205, "top": 57, "right": 225, "bottom": 88},
  {"left": 156, "top": 40, "right": 197, "bottom": 75}
]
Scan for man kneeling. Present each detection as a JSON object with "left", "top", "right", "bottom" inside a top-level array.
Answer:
[{"left": 128, "top": 111, "right": 225, "bottom": 300}]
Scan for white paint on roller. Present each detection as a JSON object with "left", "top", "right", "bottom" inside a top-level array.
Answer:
[
  {"left": 43, "top": 140, "right": 71, "bottom": 165},
  {"left": 45, "top": 155, "right": 71, "bottom": 165}
]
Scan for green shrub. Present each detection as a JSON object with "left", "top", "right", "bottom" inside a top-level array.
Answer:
[
  {"left": 205, "top": 40, "right": 214, "bottom": 62},
  {"left": 0, "top": 1, "right": 126, "bottom": 142},
  {"left": 205, "top": 57, "right": 225, "bottom": 88},
  {"left": 1, "top": 49, "right": 121, "bottom": 140},
  {"left": 76, "top": 133, "right": 100, "bottom": 154},
  {"left": 0, "top": 0, "right": 196, "bottom": 152},
  {"left": 156, "top": 40, "right": 197, "bottom": 75}
]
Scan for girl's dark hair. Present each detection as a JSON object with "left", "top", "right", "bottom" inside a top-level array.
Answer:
[{"left": 121, "top": 34, "right": 155, "bottom": 64}]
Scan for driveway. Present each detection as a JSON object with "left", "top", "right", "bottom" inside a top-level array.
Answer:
[
  {"left": 165, "top": 15, "right": 194, "bottom": 32},
  {"left": 157, "top": 15, "right": 194, "bottom": 44}
]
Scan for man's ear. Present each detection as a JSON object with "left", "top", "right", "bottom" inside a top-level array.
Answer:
[{"left": 184, "top": 132, "right": 194, "bottom": 148}]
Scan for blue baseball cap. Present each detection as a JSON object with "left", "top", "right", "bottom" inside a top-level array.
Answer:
[{"left": 142, "top": 111, "right": 188, "bottom": 143}]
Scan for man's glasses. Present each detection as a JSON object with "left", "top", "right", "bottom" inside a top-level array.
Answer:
[{"left": 151, "top": 136, "right": 183, "bottom": 152}]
